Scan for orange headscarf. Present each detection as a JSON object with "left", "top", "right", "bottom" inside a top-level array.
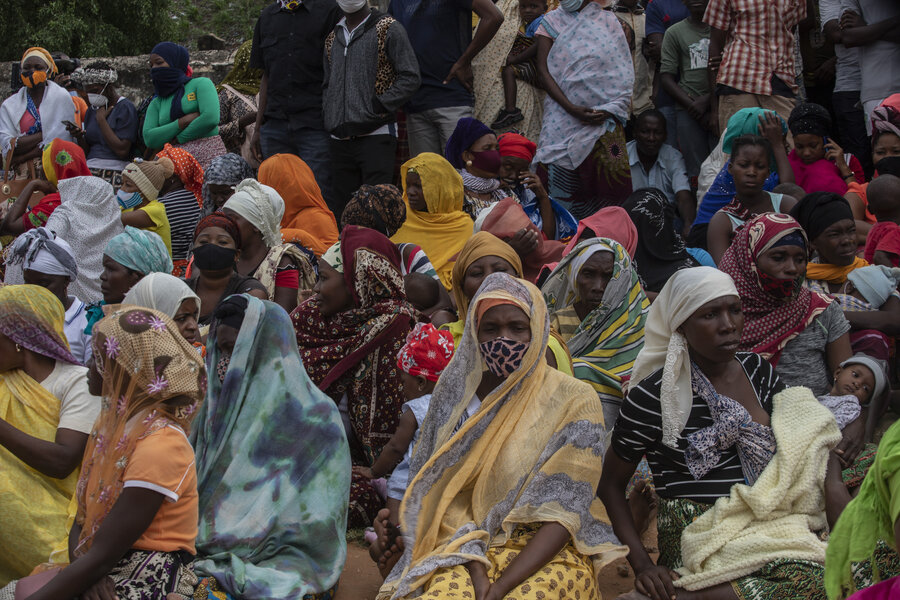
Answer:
[
  {"left": 156, "top": 143, "right": 204, "bottom": 206},
  {"left": 41, "top": 138, "right": 90, "bottom": 185},
  {"left": 258, "top": 153, "right": 338, "bottom": 256}
]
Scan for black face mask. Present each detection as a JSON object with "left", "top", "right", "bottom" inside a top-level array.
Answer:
[
  {"left": 875, "top": 156, "right": 900, "bottom": 177},
  {"left": 193, "top": 244, "right": 236, "bottom": 272}
]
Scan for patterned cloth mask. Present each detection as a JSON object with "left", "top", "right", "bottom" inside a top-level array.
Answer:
[
  {"left": 216, "top": 354, "right": 231, "bottom": 383},
  {"left": 479, "top": 337, "right": 529, "bottom": 378}
]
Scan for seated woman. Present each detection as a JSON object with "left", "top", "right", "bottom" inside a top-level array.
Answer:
[
  {"left": 542, "top": 237, "right": 648, "bottom": 427},
  {"left": 142, "top": 42, "right": 225, "bottom": 169},
  {"left": 0, "top": 48, "right": 75, "bottom": 174},
  {"left": 444, "top": 117, "right": 509, "bottom": 218},
  {"left": 377, "top": 272, "right": 624, "bottom": 600},
  {"left": 707, "top": 135, "right": 798, "bottom": 263},
  {"left": 119, "top": 157, "right": 175, "bottom": 256},
  {"left": 123, "top": 272, "right": 202, "bottom": 346},
  {"left": 185, "top": 213, "right": 267, "bottom": 331},
  {"left": 258, "top": 153, "right": 339, "bottom": 256},
  {"left": 6, "top": 306, "right": 205, "bottom": 599},
  {"left": 0, "top": 285, "right": 100, "bottom": 584},
  {"left": 155, "top": 144, "right": 204, "bottom": 269},
  {"left": 222, "top": 179, "right": 316, "bottom": 314},
  {"left": 215, "top": 41, "right": 261, "bottom": 159},
  {"left": 191, "top": 295, "right": 350, "bottom": 600},
  {"left": 200, "top": 152, "right": 254, "bottom": 217},
  {"left": 390, "top": 153, "right": 474, "bottom": 290},
  {"left": 787, "top": 102, "right": 864, "bottom": 196},
  {"left": 599, "top": 267, "right": 841, "bottom": 600},
  {"left": 292, "top": 226, "right": 417, "bottom": 529}
]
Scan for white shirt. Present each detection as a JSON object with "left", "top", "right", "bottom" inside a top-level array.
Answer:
[
  {"left": 39, "top": 362, "right": 102, "bottom": 434},
  {"left": 64, "top": 297, "right": 92, "bottom": 365}
]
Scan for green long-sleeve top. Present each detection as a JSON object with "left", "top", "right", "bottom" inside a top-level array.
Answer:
[{"left": 142, "top": 77, "right": 220, "bottom": 150}]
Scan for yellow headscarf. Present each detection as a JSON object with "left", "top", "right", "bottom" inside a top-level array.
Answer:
[
  {"left": 806, "top": 256, "right": 869, "bottom": 285},
  {"left": 390, "top": 153, "right": 473, "bottom": 289},
  {"left": 21, "top": 47, "right": 57, "bottom": 76},
  {"left": 450, "top": 231, "right": 523, "bottom": 318}
]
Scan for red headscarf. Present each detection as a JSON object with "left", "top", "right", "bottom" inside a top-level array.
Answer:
[
  {"left": 157, "top": 143, "right": 204, "bottom": 206},
  {"left": 480, "top": 197, "right": 565, "bottom": 282},
  {"left": 498, "top": 132, "right": 537, "bottom": 161},
  {"left": 719, "top": 213, "right": 833, "bottom": 365},
  {"left": 42, "top": 138, "right": 90, "bottom": 185},
  {"left": 397, "top": 323, "right": 455, "bottom": 382},
  {"left": 564, "top": 207, "right": 638, "bottom": 258}
]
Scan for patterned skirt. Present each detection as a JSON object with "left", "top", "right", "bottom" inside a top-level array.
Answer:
[
  {"left": 90, "top": 167, "right": 124, "bottom": 193},
  {"left": 108, "top": 549, "right": 195, "bottom": 599},
  {"left": 192, "top": 576, "right": 337, "bottom": 599},
  {"left": 174, "top": 136, "right": 227, "bottom": 171}
]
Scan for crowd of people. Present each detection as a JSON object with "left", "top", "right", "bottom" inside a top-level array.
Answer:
[{"left": 0, "top": 0, "right": 900, "bottom": 598}]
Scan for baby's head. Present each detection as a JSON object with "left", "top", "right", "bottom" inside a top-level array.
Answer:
[
  {"left": 831, "top": 354, "right": 887, "bottom": 405},
  {"left": 397, "top": 323, "right": 455, "bottom": 400},
  {"left": 518, "top": 0, "right": 547, "bottom": 25},
  {"left": 404, "top": 272, "right": 441, "bottom": 312},
  {"left": 772, "top": 182, "right": 806, "bottom": 206},
  {"left": 867, "top": 174, "right": 900, "bottom": 223},
  {"left": 846, "top": 265, "right": 900, "bottom": 308}
]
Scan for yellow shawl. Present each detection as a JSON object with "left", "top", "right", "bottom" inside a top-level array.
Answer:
[
  {"left": 806, "top": 256, "right": 869, "bottom": 284},
  {"left": 390, "top": 153, "right": 473, "bottom": 290},
  {"left": 379, "top": 274, "right": 625, "bottom": 599}
]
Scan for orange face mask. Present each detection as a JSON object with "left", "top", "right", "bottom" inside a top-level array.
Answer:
[{"left": 20, "top": 70, "right": 48, "bottom": 88}]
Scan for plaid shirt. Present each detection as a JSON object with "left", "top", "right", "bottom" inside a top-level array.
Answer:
[{"left": 705, "top": 0, "right": 805, "bottom": 95}]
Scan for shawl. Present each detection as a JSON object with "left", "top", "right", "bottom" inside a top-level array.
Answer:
[
  {"left": 340, "top": 183, "right": 406, "bottom": 237},
  {"left": 444, "top": 117, "right": 493, "bottom": 169},
  {"left": 200, "top": 153, "right": 255, "bottom": 217},
  {"left": 104, "top": 226, "right": 174, "bottom": 275},
  {"left": 449, "top": 231, "right": 523, "bottom": 318},
  {"left": 630, "top": 267, "right": 739, "bottom": 448},
  {"left": 122, "top": 272, "right": 200, "bottom": 319},
  {"left": 156, "top": 143, "right": 204, "bottom": 206},
  {"left": 41, "top": 138, "right": 90, "bottom": 185},
  {"left": 6, "top": 227, "right": 78, "bottom": 280},
  {"left": 622, "top": 188, "right": 698, "bottom": 293},
  {"left": 44, "top": 176, "right": 124, "bottom": 303},
  {"left": 719, "top": 213, "right": 833, "bottom": 364},
  {"left": 674, "top": 387, "right": 841, "bottom": 590},
  {"left": 0, "top": 80, "right": 75, "bottom": 155},
  {"left": 788, "top": 151, "right": 848, "bottom": 196},
  {"left": 258, "top": 153, "right": 338, "bottom": 256},
  {"left": 390, "top": 153, "right": 473, "bottom": 290},
  {"left": 192, "top": 296, "right": 350, "bottom": 599},
  {"left": 292, "top": 226, "right": 417, "bottom": 462},
  {"left": 826, "top": 419, "right": 900, "bottom": 599},
  {"left": 222, "top": 179, "right": 284, "bottom": 248},
  {"left": 0, "top": 284, "right": 78, "bottom": 365},
  {"left": 542, "top": 238, "right": 648, "bottom": 413},
  {"left": 216, "top": 40, "right": 262, "bottom": 96},
  {"left": 75, "top": 306, "right": 206, "bottom": 555},
  {"left": 479, "top": 197, "right": 566, "bottom": 282},
  {"left": 807, "top": 257, "right": 870, "bottom": 285},
  {"left": 378, "top": 273, "right": 626, "bottom": 599}
]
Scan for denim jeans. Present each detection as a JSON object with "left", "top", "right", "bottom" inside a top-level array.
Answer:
[{"left": 260, "top": 119, "right": 333, "bottom": 207}]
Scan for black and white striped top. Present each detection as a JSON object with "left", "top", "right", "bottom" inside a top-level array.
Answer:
[
  {"left": 159, "top": 188, "right": 201, "bottom": 261},
  {"left": 611, "top": 352, "right": 785, "bottom": 502}
]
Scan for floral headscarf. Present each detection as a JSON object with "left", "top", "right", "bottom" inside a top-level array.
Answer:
[
  {"left": 157, "top": 143, "right": 204, "bottom": 207},
  {"left": 0, "top": 284, "right": 78, "bottom": 365},
  {"left": 396, "top": 323, "right": 455, "bottom": 382}
]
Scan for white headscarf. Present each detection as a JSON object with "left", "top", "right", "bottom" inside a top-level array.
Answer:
[
  {"left": 567, "top": 242, "right": 614, "bottom": 302},
  {"left": 122, "top": 272, "right": 201, "bottom": 319},
  {"left": 630, "top": 267, "right": 739, "bottom": 449},
  {"left": 222, "top": 179, "right": 284, "bottom": 248},
  {"left": 6, "top": 227, "right": 78, "bottom": 279}
]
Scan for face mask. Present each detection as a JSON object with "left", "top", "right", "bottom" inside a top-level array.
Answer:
[
  {"left": 758, "top": 271, "right": 799, "bottom": 300},
  {"left": 479, "top": 337, "right": 530, "bottom": 378},
  {"left": 469, "top": 150, "right": 503, "bottom": 174},
  {"left": 88, "top": 85, "right": 109, "bottom": 109},
  {"left": 116, "top": 189, "right": 143, "bottom": 210},
  {"left": 216, "top": 354, "right": 231, "bottom": 383},
  {"left": 560, "top": 0, "right": 583, "bottom": 12},
  {"left": 20, "top": 70, "right": 48, "bottom": 88},
  {"left": 336, "top": 0, "right": 367, "bottom": 11},
  {"left": 193, "top": 243, "right": 237, "bottom": 272}
]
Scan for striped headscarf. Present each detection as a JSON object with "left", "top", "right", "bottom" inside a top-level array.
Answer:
[{"left": 0, "top": 284, "right": 78, "bottom": 364}]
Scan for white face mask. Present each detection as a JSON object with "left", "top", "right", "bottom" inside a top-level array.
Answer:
[
  {"left": 336, "top": 0, "right": 367, "bottom": 13},
  {"left": 88, "top": 93, "right": 108, "bottom": 109}
]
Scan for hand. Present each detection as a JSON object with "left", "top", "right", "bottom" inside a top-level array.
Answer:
[
  {"left": 687, "top": 95, "right": 710, "bottom": 122},
  {"left": 707, "top": 53, "right": 722, "bottom": 72},
  {"left": 298, "top": 288, "right": 315, "bottom": 304},
  {"left": 824, "top": 138, "right": 851, "bottom": 174},
  {"left": 468, "top": 561, "right": 492, "bottom": 600},
  {"left": 352, "top": 465, "right": 375, "bottom": 479},
  {"left": 95, "top": 105, "right": 113, "bottom": 121},
  {"left": 834, "top": 414, "right": 865, "bottom": 467},
  {"left": 758, "top": 112, "right": 785, "bottom": 147},
  {"left": 704, "top": 109, "right": 719, "bottom": 135},
  {"left": 840, "top": 10, "right": 864, "bottom": 30},
  {"left": 519, "top": 170, "right": 548, "bottom": 201},
  {"left": 567, "top": 105, "right": 612, "bottom": 126},
  {"left": 642, "top": 36, "right": 660, "bottom": 63},
  {"left": 444, "top": 60, "right": 474, "bottom": 93},
  {"left": 635, "top": 564, "right": 679, "bottom": 600},
  {"left": 33, "top": 179, "right": 58, "bottom": 194},
  {"left": 177, "top": 112, "right": 200, "bottom": 130},
  {"left": 251, "top": 127, "right": 263, "bottom": 163},
  {"left": 506, "top": 228, "right": 540, "bottom": 257},
  {"left": 64, "top": 121, "right": 84, "bottom": 138},
  {"left": 81, "top": 576, "right": 119, "bottom": 600}
]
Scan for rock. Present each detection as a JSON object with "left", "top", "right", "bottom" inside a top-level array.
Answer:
[{"left": 198, "top": 34, "right": 227, "bottom": 51}]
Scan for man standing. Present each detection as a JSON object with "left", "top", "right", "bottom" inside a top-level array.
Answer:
[
  {"left": 610, "top": 0, "right": 654, "bottom": 120},
  {"left": 390, "top": 0, "right": 503, "bottom": 157},
  {"left": 250, "top": 0, "right": 342, "bottom": 204}
]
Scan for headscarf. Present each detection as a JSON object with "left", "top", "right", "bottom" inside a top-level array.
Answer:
[
  {"left": 122, "top": 272, "right": 201, "bottom": 319},
  {"left": 871, "top": 93, "right": 900, "bottom": 141},
  {"left": 216, "top": 40, "right": 263, "bottom": 96},
  {"left": 222, "top": 179, "right": 284, "bottom": 248},
  {"left": 390, "top": 153, "right": 473, "bottom": 289},
  {"left": 478, "top": 197, "right": 565, "bottom": 282},
  {"left": 321, "top": 242, "right": 343, "bottom": 272},
  {"left": 7, "top": 227, "right": 78, "bottom": 280},
  {"left": 630, "top": 267, "right": 739, "bottom": 449},
  {"left": 21, "top": 47, "right": 57, "bottom": 76},
  {"left": 104, "top": 226, "right": 174, "bottom": 275},
  {"left": 449, "top": 231, "right": 523, "bottom": 318},
  {"left": 71, "top": 64, "right": 117, "bottom": 86},
  {"left": 293, "top": 225, "right": 416, "bottom": 463},
  {"left": 563, "top": 206, "right": 638, "bottom": 257},
  {"left": 192, "top": 296, "right": 350, "bottom": 599},
  {"left": 41, "top": 138, "right": 90, "bottom": 185},
  {"left": 788, "top": 103, "right": 832, "bottom": 137},
  {"left": 156, "top": 143, "right": 204, "bottom": 206},
  {"left": 622, "top": 188, "right": 699, "bottom": 292},
  {"left": 722, "top": 108, "right": 786, "bottom": 154},
  {"left": 258, "top": 154, "right": 338, "bottom": 256},
  {"left": 381, "top": 273, "right": 625, "bottom": 598},
  {"left": 122, "top": 157, "right": 175, "bottom": 202},
  {"left": 396, "top": 322, "right": 455, "bottom": 382},
  {"left": 340, "top": 184, "right": 406, "bottom": 237},
  {"left": 847, "top": 266, "right": 900, "bottom": 309},
  {"left": 497, "top": 132, "right": 537, "bottom": 161},
  {"left": 193, "top": 212, "right": 242, "bottom": 248},
  {"left": 150, "top": 42, "right": 192, "bottom": 121},
  {"left": 200, "top": 153, "right": 255, "bottom": 217},
  {"left": 789, "top": 192, "right": 869, "bottom": 283},
  {"left": 444, "top": 117, "right": 493, "bottom": 169},
  {"left": 75, "top": 307, "right": 205, "bottom": 555},
  {"left": 719, "top": 213, "right": 833, "bottom": 364},
  {"left": 0, "top": 284, "right": 78, "bottom": 364}
]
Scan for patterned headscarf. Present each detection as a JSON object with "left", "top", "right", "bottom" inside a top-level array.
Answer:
[
  {"left": 719, "top": 213, "right": 833, "bottom": 364},
  {"left": 201, "top": 153, "right": 255, "bottom": 217},
  {"left": 41, "top": 138, "right": 90, "bottom": 185},
  {"left": 340, "top": 184, "right": 406, "bottom": 237},
  {"left": 321, "top": 242, "right": 343, "bottom": 273},
  {"left": 156, "top": 143, "right": 204, "bottom": 206},
  {"left": 0, "top": 284, "right": 78, "bottom": 364},
  {"left": 217, "top": 40, "right": 263, "bottom": 96},
  {"left": 788, "top": 102, "right": 832, "bottom": 137},
  {"left": 21, "top": 47, "right": 57, "bottom": 76},
  {"left": 105, "top": 226, "right": 174, "bottom": 275},
  {"left": 871, "top": 93, "right": 900, "bottom": 141},
  {"left": 75, "top": 307, "right": 205, "bottom": 555},
  {"left": 7, "top": 227, "right": 78, "bottom": 279},
  {"left": 396, "top": 323, "right": 455, "bottom": 382},
  {"left": 193, "top": 212, "right": 242, "bottom": 248},
  {"left": 222, "top": 179, "right": 285, "bottom": 248}
]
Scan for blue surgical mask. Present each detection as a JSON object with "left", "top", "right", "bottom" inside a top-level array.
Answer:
[
  {"left": 116, "top": 189, "right": 143, "bottom": 210},
  {"left": 560, "top": 0, "right": 583, "bottom": 12}
]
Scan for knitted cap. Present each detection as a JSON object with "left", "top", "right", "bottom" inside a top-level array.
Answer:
[{"left": 122, "top": 157, "right": 175, "bottom": 202}]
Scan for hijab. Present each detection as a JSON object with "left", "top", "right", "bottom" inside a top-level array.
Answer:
[
  {"left": 122, "top": 272, "right": 201, "bottom": 319},
  {"left": 222, "top": 179, "right": 284, "bottom": 248},
  {"left": 200, "top": 153, "right": 255, "bottom": 217},
  {"left": 0, "top": 284, "right": 78, "bottom": 365},
  {"left": 104, "top": 226, "right": 174, "bottom": 275},
  {"left": 150, "top": 42, "right": 192, "bottom": 121},
  {"left": 340, "top": 184, "right": 406, "bottom": 237},
  {"left": 449, "top": 231, "right": 523, "bottom": 318},
  {"left": 444, "top": 117, "right": 493, "bottom": 169}
]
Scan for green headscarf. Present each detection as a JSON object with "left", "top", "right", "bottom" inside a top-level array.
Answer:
[
  {"left": 722, "top": 107, "right": 787, "bottom": 154},
  {"left": 104, "top": 226, "right": 173, "bottom": 275},
  {"left": 217, "top": 40, "right": 262, "bottom": 96}
]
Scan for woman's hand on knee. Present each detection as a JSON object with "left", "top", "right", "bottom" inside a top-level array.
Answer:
[{"left": 635, "top": 564, "right": 678, "bottom": 600}]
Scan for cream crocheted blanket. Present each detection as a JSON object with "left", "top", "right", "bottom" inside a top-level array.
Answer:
[{"left": 675, "top": 386, "right": 842, "bottom": 590}]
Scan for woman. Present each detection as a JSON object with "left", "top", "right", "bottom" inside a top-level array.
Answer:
[
  {"left": 389, "top": 153, "right": 473, "bottom": 289},
  {"left": 6, "top": 306, "right": 205, "bottom": 599},
  {"left": 542, "top": 237, "right": 648, "bottom": 427},
  {"left": 119, "top": 157, "right": 175, "bottom": 255},
  {"left": 191, "top": 295, "right": 350, "bottom": 600},
  {"left": 444, "top": 117, "right": 509, "bottom": 218},
  {"left": 622, "top": 188, "right": 700, "bottom": 293},
  {"left": 599, "top": 267, "right": 840, "bottom": 600},
  {"left": 0, "top": 285, "right": 99, "bottom": 584},
  {"left": 215, "top": 41, "right": 262, "bottom": 161},
  {"left": 0, "top": 48, "right": 74, "bottom": 170},
  {"left": 142, "top": 42, "right": 225, "bottom": 169},
  {"left": 200, "top": 152, "right": 255, "bottom": 217},
  {"left": 122, "top": 272, "right": 202, "bottom": 345},
  {"left": 378, "top": 272, "right": 625, "bottom": 600},
  {"left": 258, "top": 153, "right": 339, "bottom": 256},
  {"left": 155, "top": 144, "right": 204, "bottom": 268},
  {"left": 222, "top": 179, "right": 316, "bottom": 313},
  {"left": 533, "top": 0, "right": 633, "bottom": 220},
  {"left": 292, "top": 226, "right": 417, "bottom": 528},
  {"left": 185, "top": 213, "right": 267, "bottom": 330}
]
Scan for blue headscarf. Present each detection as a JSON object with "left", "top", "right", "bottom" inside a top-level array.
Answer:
[
  {"left": 150, "top": 42, "right": 191, "bottom": 121},
  {"left": 444, "top": 117, "right": 493, "bottom": 169},
  {"left": 104, "top": 226, "right": 173, "bottom": 275}
]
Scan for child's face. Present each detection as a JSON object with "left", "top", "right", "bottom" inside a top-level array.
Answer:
[
  {"left": 400, "top": 371, "right": 427, "bottom": 400},
  {"left": 728, "top": 145, "right": 770, "bottom": 197},
  {"left": 833, "top": 364, "right": 876, "bottom": 404},
  {"left": 518, "top": 0, "right": 546, "bottom": 25},
  {"left": 793, "top": 134, "right": 826, "bottom": 165}
]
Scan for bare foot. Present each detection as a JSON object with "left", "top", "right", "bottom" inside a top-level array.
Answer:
[
  {"left": 378, "top": 535, "right": 405, "bottom": 579},
  {"left": 628, "top": 480, "right": 658, "bottom": 537}
]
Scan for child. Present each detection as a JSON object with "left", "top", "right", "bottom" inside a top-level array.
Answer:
[
  {"left": 818, "top": 354, "right": 887, "bottom": 430},
  {"left": 864, "top": 174, "right": 900, "bottom": 267},
  {"left": 787, "top": 102, "right": 865, "bottom": 195},
  {"left": 490, "top": 0, "right": 547, "bottom": 130},
  {"left": 846, "top": 265, "right": 900, "bottom": 309},
  {"left": 119, "top": 157, "right": 174, "bottom": 256}
]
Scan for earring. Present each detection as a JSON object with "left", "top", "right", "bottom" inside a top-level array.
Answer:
[
  {"left": 15, "top": 344, "right": 21, "bottom": 353},
  {"left": 466, "top": 160, "right": 473, "bottom": 168}
]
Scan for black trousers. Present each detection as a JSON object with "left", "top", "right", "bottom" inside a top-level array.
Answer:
[
  {"left": 329, "top": 134, "right": 397, "bottom": 222},
  {"left": 832, "top": 91, "right": 872, "bottom": 178}
]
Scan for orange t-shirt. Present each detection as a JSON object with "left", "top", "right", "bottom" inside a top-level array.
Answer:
[
  {"left": 122, "top": 425, "right": 198, "bottom": 554},
  {"left": 71, "top": 95, "right": 88, "bottom": 127},
  {"left": 846, "top": 181, "right": 876, "bottom": 223}
]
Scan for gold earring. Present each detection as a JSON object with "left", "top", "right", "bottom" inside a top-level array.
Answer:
[
  {"left": 465, "top": 160, "right": 473, "bottom": 168},
  {"left": 15, "top": 344, "right": 22, "bottom": 353}
]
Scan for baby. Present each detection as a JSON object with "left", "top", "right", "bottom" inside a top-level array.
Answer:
[
  {"left": 845, "top": 264, "right": 900, "bottom": 308},
  {"left": 818, "top": 354, "right": 887, "bottom": 430},
  {"left": 864, "top": 174, "right": 900, "bottom": 267},
  {"left": 490, "top": 0, "right": 547, "bottom": 130}
]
